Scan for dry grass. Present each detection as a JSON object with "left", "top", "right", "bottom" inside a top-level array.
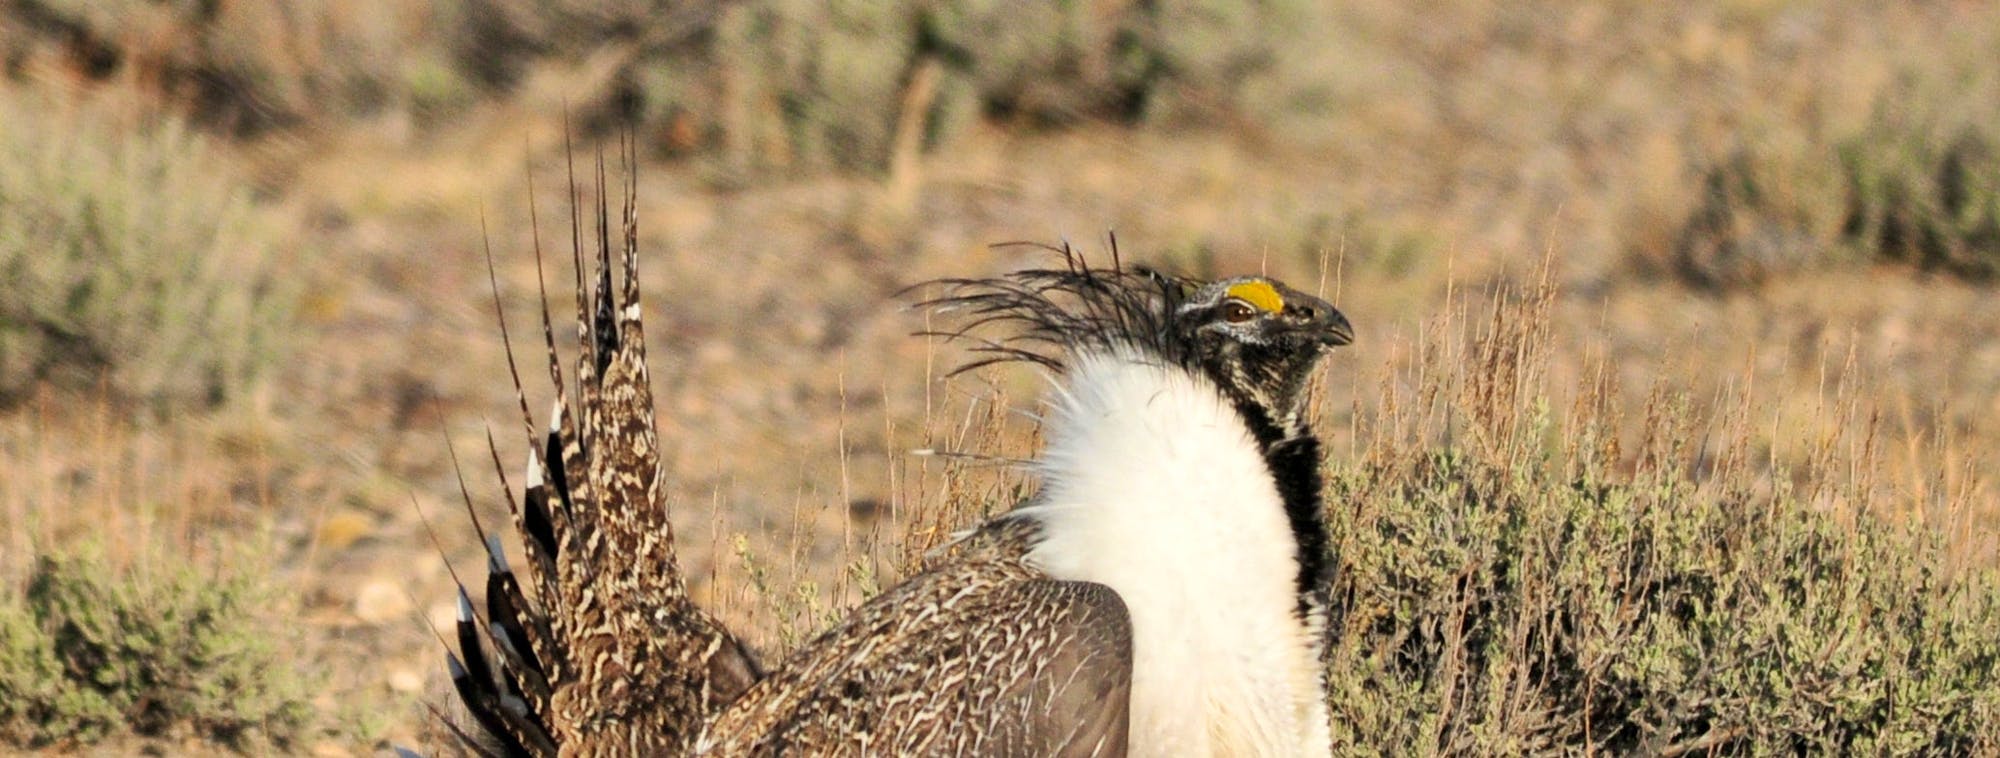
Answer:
[
  {"left": 0, "top": 385, "right": 331, "bottom": 752},
  {"left": 4, "top": 2, "right": 2000, "bottom": 753},
  {"left": 0, "top": 390, "right": 275, "bottom": 582},
  {"left": 1319, "top": 273, "right": 2000, "bottom": 752}
]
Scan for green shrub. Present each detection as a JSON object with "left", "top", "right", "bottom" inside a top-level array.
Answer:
[
  {"left": 0, "top": 91, "right": 297, "bottom": 408},
  {"left": 1668, "top": 15, "right": 2000, "bottom": 285},
  {"left": 450, "top": 0, "right": 1326, "bottom": 175},
  {"left": 0, "top": 552, "right": 314, "bottom": 750},
  {"left": 1681, "top": 105, "right": 2000, "bottom": 286},
  {"left": 1326, "top": 452, "right": 2000, "bottom": 753},
  {"left": 1670, "top": 144, "right": 1851, "bottom": 288},
  {"left": 1839, "top": 118, "right": 2000, "bottom": 277},
  {"left": 1320, "top": 287, "right": 2000, "bottom": 753},
  {"left": 0, "top": 0, "right": 446, "bottom": 134}
]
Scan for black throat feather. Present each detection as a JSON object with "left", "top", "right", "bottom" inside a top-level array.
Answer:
[{"left": 1231, "top": 400, "right": 1334, "bottom": 632}]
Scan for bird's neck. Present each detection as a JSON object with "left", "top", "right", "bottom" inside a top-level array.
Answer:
[{"left": 1229, "top": 395, "right": 1334, "bottom": 644}]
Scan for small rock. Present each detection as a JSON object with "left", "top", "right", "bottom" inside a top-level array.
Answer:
[
  {"left": 353, "top": 579, "right": 412, "bottom": 624},
  {"left": 388, "top": 667, "right": 425, "bottom": 694}
]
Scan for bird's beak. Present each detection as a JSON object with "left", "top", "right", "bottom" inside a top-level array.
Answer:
[
  {"left": 1283, "top": 296, "right": 1354, "bottom": 347},
  {"left": 1273, "top": 286, "right": 1353, "bottom": 347},
  {"left": 1320, "top": 307, "right": 1355, "bottom": 347}
]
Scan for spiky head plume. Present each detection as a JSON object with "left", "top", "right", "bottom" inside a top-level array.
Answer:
[{"left": 919, "top": 242, "right": 1354, "bottom": 447}]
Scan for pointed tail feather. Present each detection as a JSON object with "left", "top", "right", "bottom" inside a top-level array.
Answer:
[{"left": 436, "top": 141, "right": 764, "bottom": 756}]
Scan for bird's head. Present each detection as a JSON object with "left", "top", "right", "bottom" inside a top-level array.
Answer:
[
  {"left": 1168, "top": 276, "right": 1353, "bottom": 440},
  {"left": 919, "top": 246, "right": 1353, "bottom": 445}
]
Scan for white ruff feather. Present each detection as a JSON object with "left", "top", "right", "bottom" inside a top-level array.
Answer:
[{"left": 1019, "top": 349, "right": 1332, "bottom": 757}]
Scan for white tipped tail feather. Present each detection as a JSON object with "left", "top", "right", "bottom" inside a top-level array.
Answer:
[{"left": 1019, "top": 349, "right": 1333, "bottom": 756}]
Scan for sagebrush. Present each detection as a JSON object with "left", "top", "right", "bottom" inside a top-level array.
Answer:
[
  {"left": 0, "top": 90, "right": 297, "bottom": 408},
  {"left": 0, "top": 0, "right": 451, "bottom": 133},
  {"left": 451, "top": 0, "right": 1325, "bottom": 175},
  {"left": 1318, "top": 284, "right": 2000, "bottom": 753},
  {"left": 1658, "top": 4, "right": 2000, "bottom": 285},
  {"left": 0, "top": 551, "right": 314, "bottom": 750}
]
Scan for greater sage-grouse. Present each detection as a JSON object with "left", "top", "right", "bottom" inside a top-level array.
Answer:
[{"left": 438, "top": 161, "right": 1353, "bottom": 757}]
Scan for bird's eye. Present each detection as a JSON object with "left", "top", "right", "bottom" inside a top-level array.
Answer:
[{"left": 1220, "top": 300, "right": 1258, "bottom": 324}]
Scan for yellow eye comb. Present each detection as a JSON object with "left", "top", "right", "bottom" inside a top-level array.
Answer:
[{"left": 1224, "top": 281, "right": 1284, "bottom": 313}]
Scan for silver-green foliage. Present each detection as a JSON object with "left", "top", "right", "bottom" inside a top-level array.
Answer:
[
  {"left": 0, "top": 552, "right": 314, "bottom": 749},
  {"left": 0, "top": 1, "right": 447, "bottom": 133},
  {"left": 452, "top": 0, "right": 1325, "bottom": 175},
  {"left": 1324, "top": 403, "right": 2000, "bottom": 754},
  {"left": 0, "top": 94, "right": 296, "bottom": 407},
  {"left": 1328, "top": 456, "right": 2000, "bottom": 753},
  {"left": 1673, "top": 19, "right": 2000, "bottom": 285}
]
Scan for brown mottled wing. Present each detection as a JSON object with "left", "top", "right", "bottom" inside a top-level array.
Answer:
[
  {"left": 699, "top": 527, "right": 1132, "bottom": 757},
  {"left": 965, "top": 581, "right": 1133, "bottom": 758}
]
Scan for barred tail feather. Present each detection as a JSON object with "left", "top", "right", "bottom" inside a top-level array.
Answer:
[{"left": 437, "top": 139, "right": 763, "bottom": 757}]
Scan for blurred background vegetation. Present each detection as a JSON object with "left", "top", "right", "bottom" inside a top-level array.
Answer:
[{"left": 2, "top": 1, "right": 1998, "bottom": 753}]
